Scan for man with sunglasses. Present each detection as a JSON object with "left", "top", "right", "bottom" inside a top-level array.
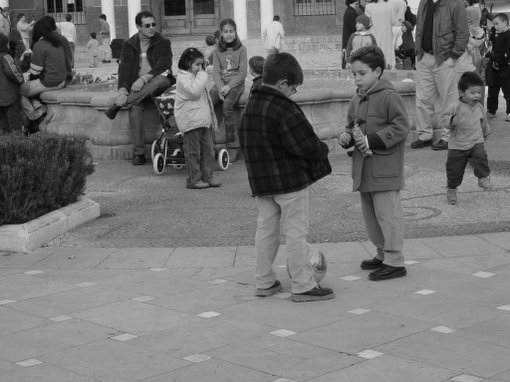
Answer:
[{"left": 105, "top": 10, "right": 175, "bottom": 166}]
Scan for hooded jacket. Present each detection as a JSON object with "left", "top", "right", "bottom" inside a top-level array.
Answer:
[
  {"left": 117, "top": 32, "right": 173, "bottom": 91},
  {"left": 344, "top": 79, "right": 409, "bottom": 192},
  {"left": 174, "top": 69, "right": 217, "bottom": 133}
]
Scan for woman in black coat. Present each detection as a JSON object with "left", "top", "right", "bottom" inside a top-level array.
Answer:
[{"left": 342, "top": 0, "right": 364, "bottom": 68}]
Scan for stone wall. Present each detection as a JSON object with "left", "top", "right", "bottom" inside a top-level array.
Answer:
[{"left": 39, "top": 79, "right": 417, "bottom": 160}]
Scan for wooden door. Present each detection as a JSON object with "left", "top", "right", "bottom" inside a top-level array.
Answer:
[
  {"left": 190, "top": 0, "right": 218, "bottom": 35},
  {"left": 162, "top": 0, "right": 190, "bottom": 35}
]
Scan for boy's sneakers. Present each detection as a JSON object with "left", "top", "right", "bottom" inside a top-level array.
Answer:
[
  {"left": 186, "top": 181, "right": 209, "bottom": 189},
  {"left": 478, "top": 177, "right": 493, "bottom": 191},
  {"left": 205, "top": 178, "right": 222, "bottom": 187},
  {"left": 255, "top": 280, "right": 281, "bottom": 297},
  {"left": 487, "top": 112, "right": 496, "bottom": 120},
  {"left": 291, "top": 286, "right": 334, "bottom": 302},
  {"left": 447, "top": 187, "right": 457, "bottom": 204},
  {"left": 505, "top": 114, "right": 510, "bottom": 122}
]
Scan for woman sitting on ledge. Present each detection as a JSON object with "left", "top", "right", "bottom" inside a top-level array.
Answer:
[{"left": 20, "top": 16, "right": 72, "bottom": 133}]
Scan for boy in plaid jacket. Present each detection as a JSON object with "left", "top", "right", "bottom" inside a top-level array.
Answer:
[{"left": 239, "top": 52, "right": 334, "bottom": 302}]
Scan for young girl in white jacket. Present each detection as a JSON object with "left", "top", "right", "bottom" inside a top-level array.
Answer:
[{"left": 174, "top": 48, "right": 221, "bottom": 189}]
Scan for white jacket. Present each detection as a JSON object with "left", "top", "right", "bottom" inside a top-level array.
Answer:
[
  {"left": 174, "top": 69, "right": 217, "bottom": 133},
  {"left": 262, "top": 21, "right": 284, "bottom": 50}
]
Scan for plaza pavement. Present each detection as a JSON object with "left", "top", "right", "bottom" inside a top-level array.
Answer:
[{"left": 1, "top": 45, "right": 510, "bottom": 382}]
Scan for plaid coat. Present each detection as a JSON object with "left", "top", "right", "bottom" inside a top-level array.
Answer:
[{"left": 240, "top": 86, "right": 332, "bottom": 196}]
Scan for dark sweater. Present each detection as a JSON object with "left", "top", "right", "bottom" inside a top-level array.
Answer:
[{"left": 493, "top": 29, "right": 510, "bottom": 69}]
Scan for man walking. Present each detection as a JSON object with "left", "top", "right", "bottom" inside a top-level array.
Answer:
[
  {"left": 57, "top": 14, "right": 77, "bottom": 67},
  {"left": 104, "top": 11, "right": 174, "bottom": 166},
  {"left": 262, "top": 15, "right": 284, "bottom": 55},
  {"left": 411, "top": 0, "right": 468, "bottom": 151},
  {"left": 98, "top": 14, "right": 112, "bottom": 63}
]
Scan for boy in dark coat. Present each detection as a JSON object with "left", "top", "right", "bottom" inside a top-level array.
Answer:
[
  {"left": 339, "top": 46, "right": 409, "bottom": 281},
  {"left": 240, "top": 52, "right": 334, "bottom": 302}
]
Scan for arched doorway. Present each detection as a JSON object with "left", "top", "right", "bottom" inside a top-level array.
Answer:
[{"left": 162, "top": 0, "right": 218, "bottom": 35}]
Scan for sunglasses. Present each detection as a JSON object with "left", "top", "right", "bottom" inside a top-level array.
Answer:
[{"left": 143, "top": 23, "right": 157, "bottom": 28}]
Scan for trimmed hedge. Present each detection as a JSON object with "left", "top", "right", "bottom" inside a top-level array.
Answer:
[{"left": 0, "top": 133, "right": 94, "bottom": 225}]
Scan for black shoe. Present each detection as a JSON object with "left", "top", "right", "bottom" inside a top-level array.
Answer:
[
  {"left": 369, "top": 265, "right": 407, "bottom": 281},
  {"left": 105, "top": 105, "right": 121, "bottom": 120},
  {"left": 102, "top": 59, "right": 111, "bottom": 63},
  {"left": 132, "top": 154, "right": 147, "bottom": 166},
  {"left": 432, "top": 140, "right": 448, "bottom": 151},
  {"left": 291, "top": 286, "right": 335, "bottom": 302},
  {"left": 410, "top": 139, "right": 432, "bottom": 149},
  {"left": 360, "top": 257, "right": 384, "bottom": 270}
]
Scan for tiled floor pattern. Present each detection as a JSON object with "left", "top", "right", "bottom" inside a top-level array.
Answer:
[{"left": 1, "top": 233, "right": 510, "bottom": 381}]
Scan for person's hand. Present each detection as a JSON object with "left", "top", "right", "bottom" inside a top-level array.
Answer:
[
  {"left": 219, "top": 85, "right": 231, "bottom": 97},
  {"left": 115, "top": 93, "right": 128, "bottom": 107},
  {"left": 131, "top": 78, "right": 145, "bottom": 92},
  {"left": 338, "top": 131, "right": 352, "bottom": 146}
]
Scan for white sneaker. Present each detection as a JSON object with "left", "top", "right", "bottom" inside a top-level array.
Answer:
[
  {"left": 487, "top": 112, "right": 496, "bottom": 120},
  {"left": 505, "top": 113, "right": 510, "bottom": 122}
]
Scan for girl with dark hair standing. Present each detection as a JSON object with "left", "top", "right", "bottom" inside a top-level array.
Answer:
[
  {"left": 210, "top": 18, "right": 247, "bottom": 162},
  {"left": 175, "top": 48, "right": 221, "bottom": 189}
]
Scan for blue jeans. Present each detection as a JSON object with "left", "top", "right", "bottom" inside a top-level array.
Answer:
[{"left": 183, "top": 127, "right": 215, "bottom": 186}]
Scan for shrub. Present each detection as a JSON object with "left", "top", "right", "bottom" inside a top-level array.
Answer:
[{"left": 0, "top": 133, "right": 95, "bottom": 225}]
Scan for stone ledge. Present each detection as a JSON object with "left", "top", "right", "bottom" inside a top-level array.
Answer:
[{"left": 0, "top": 197, "right": 100, "bottom": 253}]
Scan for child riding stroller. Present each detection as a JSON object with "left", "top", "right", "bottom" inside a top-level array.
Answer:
[{"left": 151, "top": 85, "right": 230, "bottom": 175}]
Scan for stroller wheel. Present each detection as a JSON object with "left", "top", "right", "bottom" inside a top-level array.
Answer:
[
  {"left": 153, "top": 153, "right": 166, "bottom": 175},
  {"left": 217, "top": 148, "right": 229, "bottom": 171},
  {"left": 174, "top": 164, "right": 185, "bottom": 170},
  {"left": 151, "top": 140, "right": 161, "bottom": 160}
]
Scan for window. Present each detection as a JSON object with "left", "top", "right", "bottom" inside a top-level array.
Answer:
[
  {"left": 294, "top": 0, "right": 335, "bottom": 16},
  {"left": 47, "top": 0, "right": 85, "bottom": 24}
]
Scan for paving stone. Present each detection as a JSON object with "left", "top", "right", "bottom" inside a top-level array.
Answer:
[
  {"left": 40, "top": 339, "right": 188, "bottom": 382},
  {"left": 218, "top": 295, "right": 347, "bottom": 332},
  {"left": 99, "top": 269, "right": 206, "bottom": 297},
  {"left": 420, "top": 254, "right": 510, "bottom": 276},
  {"left": 372, "top": 238, "right": 445, "bottom": 260},
  {"left": 0, "top": 274, "right": 74, "bottom": 301},
  {"left": 0, "top": 251, "right": 54, "bottom": 269},
  {"left": 151, "top": 282, "right": 256, "bottom": 313},
  {"left": 129, "top": 317, "right": 268, "bottom": 357},
  {"left": 455, "top": 316, "right": 510, "bottom": 347},
  {"left": 208, "top": 336, "right": 361, "bottom": 381},
  {"left": 377, "top": 331, "right": 510, "bottom": 378},
  {"left": 32, "top": 248, "right": 113, "bottom": 269},
  {"left": 10, "top": 284, "right": 135, "bottom": 318},
  {"left": 292, "top": 310, "right": 432, "bottom": 354},
  {"left": 0, "top": 307, "right": 46, "bottom": 335},
  {"left": 372, "top": 293, "right": 503, "bottom": 328},
  {"left": 1, "top": 363, "right": 98, "bottom": 382},
  {"left": 95, "top": 248, "right": 172, "bottom": 269},
  {"left": 0, "top": 319, "right": 116, "bottom": 362},
  {"left": 167, "top": 246, "right": 236, "bottom": 267},
  {"left": 72, "top": 300, "right": 201, "bottom": 335},
  {"left": 419, "top": 235, "right": 505, "bottom": 258},
  {"left": 139, "top": 358, "right": 275, "bottom": 382},
  {"left": 477, "top": 232, "right": 510, "bottom": 250},
  {"left": 306, "top": 354, "right": 455, "bottom": 382}
]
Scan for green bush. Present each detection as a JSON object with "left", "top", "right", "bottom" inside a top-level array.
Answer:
[{"left": 0, "top": 133, "right": 95, "bottom": 225}]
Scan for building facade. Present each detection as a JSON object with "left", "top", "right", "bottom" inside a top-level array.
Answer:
[{"left": 5, "top": 0, "right": 346, "bottom": 45}]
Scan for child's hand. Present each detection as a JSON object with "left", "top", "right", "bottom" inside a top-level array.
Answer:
[
  {"left": 220, "top": 85, "right": 231, "bottom": 97},
  {"left": 338, "top": 132, "right": 352, "bottom": 146},
  {"left": 352, "top": 124, "right": 373, "bottom": 157}
]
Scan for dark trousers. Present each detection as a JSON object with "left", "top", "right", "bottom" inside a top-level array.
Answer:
[
  {"left": 486, "top": 66, "right": 510, "bottom": 114},
  {"left": 126, "top": 76, "right": 171, "bottom": 156},
  {"left": 183, "top": 127, "right": 215, "bottom": 186},
  {"left": 396, "top": 48, "right": 415, "bottom": 68},
  {"left": 0, "top": 101, "right": 23, "bottom": 134},
  {"left": 446, "top": 143, "right": 490, "bottom": 189},
  {"left": 210, "top": 83, "right": 244, "bottom": 148}
]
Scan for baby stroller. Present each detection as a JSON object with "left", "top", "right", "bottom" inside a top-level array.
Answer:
[{"left": 151, "top": 85, "right": 230, "bottom": 175}]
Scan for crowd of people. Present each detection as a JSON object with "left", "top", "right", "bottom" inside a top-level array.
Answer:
[{"left": 0, "top": 4, "right": 507, "bottom": 302}]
